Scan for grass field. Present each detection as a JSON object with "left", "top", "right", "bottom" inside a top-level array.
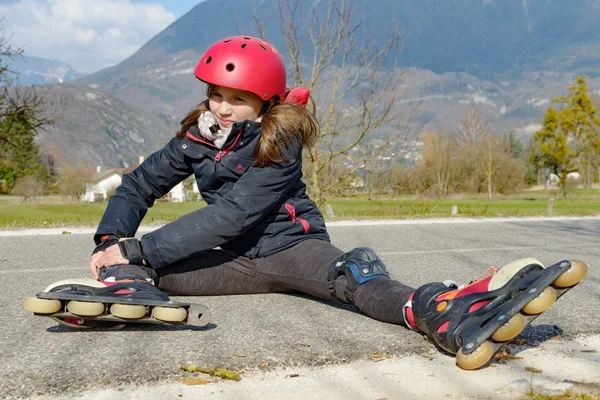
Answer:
[{"left": 1, "top": 189, "right": 599, "bottom": 228}]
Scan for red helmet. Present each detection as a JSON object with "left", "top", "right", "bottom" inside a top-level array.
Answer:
[{"left": 194, "top": 36, "right": 286, "bottom": 101}]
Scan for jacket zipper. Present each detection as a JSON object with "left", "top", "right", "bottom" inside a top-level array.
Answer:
[
  {"left": 284, "top": 203, "right": 310, "bottom": 233},
  {"left": 186, "top": 130, "right": 243, "bottom": 163}
]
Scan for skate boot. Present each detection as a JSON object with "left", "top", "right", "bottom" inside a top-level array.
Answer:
[
  {"left": 23, "top": 274, "right": 210, "bottom": 328},
  {"left": 403, "top": 258, "right": 587, "bottom": 370}
]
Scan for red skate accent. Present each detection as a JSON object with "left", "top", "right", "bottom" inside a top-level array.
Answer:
[
  {"left": 434, "top": 274, "right": 494, "bottom": 333},
  {"left": 101, "top": 279, "right": 135, "bottom": 295},
  {"left": 407, "top": 267, "right": 498, "bottom": 333},
  {"left": 404, "top": 292, "right": 417, "bottom": 329},
  {"left": 63, "top": 318, "right": 83, "bottom": 326}
]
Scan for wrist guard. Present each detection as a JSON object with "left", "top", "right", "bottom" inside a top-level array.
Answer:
[
  {"left": 92, "top": 234, "right": 120, "bottom": 254},
  {"left": 118, "top": 238, "right": 149, "bottom": 266}
]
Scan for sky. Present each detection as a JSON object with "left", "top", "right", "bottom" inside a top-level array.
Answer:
[{"left": 0, "top": 0, "right": 205, "bottom": 73}]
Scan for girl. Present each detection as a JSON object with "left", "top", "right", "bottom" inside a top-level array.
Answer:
[{"left": 35, "top": 36, "right": 588, "bottom": 370}]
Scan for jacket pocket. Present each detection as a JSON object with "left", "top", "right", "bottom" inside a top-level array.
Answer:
[{"left": 219, "top": 154, "right": 253, "bottom": 176}]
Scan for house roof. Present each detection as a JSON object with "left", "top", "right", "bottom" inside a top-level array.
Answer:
[
  {"left": 90, "top": 169, "right": 122, "bottom": 184},
  {"left": 88, "top": 156, "right": 146, "bottom": 184},
  {"left": 120, "top": 159, "right": 143, "bottom": 175}
]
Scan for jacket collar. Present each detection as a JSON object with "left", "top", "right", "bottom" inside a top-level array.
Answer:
[{"left": 188, "top": 119, "right": 262, "bottom": 149}]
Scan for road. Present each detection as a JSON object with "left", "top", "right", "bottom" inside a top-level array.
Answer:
[{"left": 1, "top": 217, "right": 599, "bottom": 399}]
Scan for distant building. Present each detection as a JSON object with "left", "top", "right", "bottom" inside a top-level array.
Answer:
[
  {"left": 82, "top": 167, "right": 122, "bottom": 202},
  {"left": 82, "top": 156, "right": 198, "bottom": 202},
  {"left": 548, "top": 172, "right": 581, "bottom": 185}
]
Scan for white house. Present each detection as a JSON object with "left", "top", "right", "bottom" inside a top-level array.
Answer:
[
  {"left": 168, "top": 181, "right": 186, "bottom": 202},
  {"left": 82, "top": 167, "right": 122, "bottom": 202},
  {"left": 548, "top": 172, "right": 581, "bottom": 185},
  {"left": 167, "top": 179, "right": 200, "bottom": 202},
  {"left": 82, "top": 156, "right": 201, "bottom": 203}
]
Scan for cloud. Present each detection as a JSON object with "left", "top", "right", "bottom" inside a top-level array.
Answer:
[{"left": 0, "top": 0, "right": 176, "bottom": 73}]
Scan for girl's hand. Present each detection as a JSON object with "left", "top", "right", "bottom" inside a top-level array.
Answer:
[
  {"left": 89, "top": 251, "right": 105, "bottom": 280},
  {"left": 90, "top": 241, "right": 129, "bottom": 280}
]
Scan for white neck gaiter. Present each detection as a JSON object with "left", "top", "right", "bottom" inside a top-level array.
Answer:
[
  {"left": 197, "top": 112, "right": 232, "bottom": 149},
  {"left": 197, "top": 112, "right": 263, "bottom": 149}
]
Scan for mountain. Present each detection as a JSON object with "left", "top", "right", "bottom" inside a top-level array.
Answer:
[
  {"left": 75, "top": 0, "right": 600, "bottom": 137},
  {"left": 5, "top": 55, "right": 86, "bottom": 86},
  {"left": 91, "top": 0, "right": 600, "bottom": 78},
  {"left": 36, "top": 84, "right": 173, "bottom": 168}
]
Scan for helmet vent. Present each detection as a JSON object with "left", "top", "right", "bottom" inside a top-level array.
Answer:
[
  {"left": 241, "top": 44, "right": 247, "bottom": 49},
  {"left": 244, "top": 36, "right": 251, "bottom": 40},
  {"left": 224, "top": 39, "right": 232, "bottom": 43},
  {"left": 226, "top": 63, "right": 235, "bottom": 72},
  {"left": 205, "top": 56, "right": 212, "bottom": 64},
  {"left": 260, "top": 44, "right": 266, "bottom": 50}
]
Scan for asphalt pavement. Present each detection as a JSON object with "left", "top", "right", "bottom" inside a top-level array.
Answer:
[{"left": 1, "top": 217, "right": 599, "bottom": 399}]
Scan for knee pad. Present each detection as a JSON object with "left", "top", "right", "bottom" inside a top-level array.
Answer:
[{"left": 327, "top": 247, "right": 390, "bottom": 304}]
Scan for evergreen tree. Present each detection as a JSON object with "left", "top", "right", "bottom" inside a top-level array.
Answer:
[
  {"left": 506, "top": 129, "right": 523, "bottom": 159},
  {"left": 0, "top": 20, "right": 55, "bottom": 194},
  {"left": 0, "top": 111, "right": 50, "bottom": 192}
]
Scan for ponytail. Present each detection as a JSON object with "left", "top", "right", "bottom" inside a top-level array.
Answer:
[{"left": 255, "top": 102, "right": 318, "bottom": 166}]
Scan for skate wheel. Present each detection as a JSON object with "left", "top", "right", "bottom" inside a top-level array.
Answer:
[
  {"left": 456, "top": 340, "right": 494, "bottom": 370},
  {"left": 489, "top": 258, "right": 544, "bottom": 290},
  {"left": 67, "top": 300, "right": 105, "bottom": 316},
  {"left": 151, "top": 306, "right": 187, "bottom": 323},
  {"left": 553, "top": 259, "right": 588, "bottom": 288},
  {"left": 491, "top": 313, "right": 526, "bottom": 342},
  {"left": 23, "top": 297, "right": 62, "bottom": 314},
  {"left": 110, "top": 303, "right": 148, "bottom": 319},
  {"left": 522, "top": 286, "right": 556, "bottom": 315}
]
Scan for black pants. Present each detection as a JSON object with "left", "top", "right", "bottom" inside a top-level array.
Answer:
[{"left": 111, "top": 239, "right": 414, "bottom": 327}]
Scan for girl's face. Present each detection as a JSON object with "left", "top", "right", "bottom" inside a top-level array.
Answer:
[{"left": 208, "top": 86, "right": 264, "bottom": 130}]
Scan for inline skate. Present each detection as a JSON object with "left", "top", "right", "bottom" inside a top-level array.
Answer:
[
  {"left": 23, "top": 277, "right": 210, "bottom": 328},
  {"left": 403, "top": 258, "right": 588, "bottom": 370}
]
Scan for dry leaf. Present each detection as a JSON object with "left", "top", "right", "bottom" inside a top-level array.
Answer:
[
  {"left": 494, "top": 349, "right": 522, "bottom": 362},
  {"left": 525, "top": 367, "right": 543, "bottom": 374},
  {"left": 371, "top": 354, "right": 392, "bottom": 359},
  {"left": 177, "top": 377, "right": 210, "bottom": 385},
  {"left": 232, "top": 354, "right": 247, "bottom": 357},
  {"left": 287, "top": 374, "right": 300, "bottom": 378},
  {"left": 62, "top": 231, "right": 71, "bottom": 235},
  {"left": 180, "top": 365, "right": 241, "bottom": 381}
]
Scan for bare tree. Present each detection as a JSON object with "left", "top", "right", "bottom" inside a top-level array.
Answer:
[
  {"left": 12, "top": 174, "right": 44, "bottom": 202},
  {"left": 474, "top": 130, "right": 505, "bottom": 200},
  {"left": 376, "top": 164, "right": 415, "bottom": 196},
  {"left": 421, "top": 131, "right": 457, "bottom": 198},
  {"left": 457, "top": 109, "right": 489, "bottom": 147},
  {"left": 59, "top": 168, "right": 92, "bottom": 202},
  {"left": 252, "top": 0, "right": 417, "bottom": 206}
]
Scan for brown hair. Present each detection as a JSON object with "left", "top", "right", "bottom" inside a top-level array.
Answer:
[{"left": 175, "top": 84, "right": 318, "bottom": 166}]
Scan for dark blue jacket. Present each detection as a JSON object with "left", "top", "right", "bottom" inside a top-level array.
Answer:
[{"left": 95, "top": 120, "right": 330, "bottom": 269}]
